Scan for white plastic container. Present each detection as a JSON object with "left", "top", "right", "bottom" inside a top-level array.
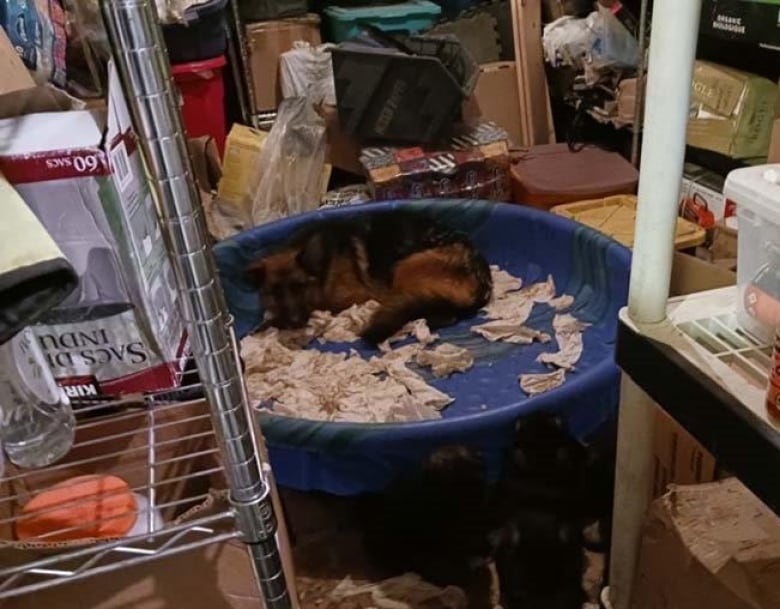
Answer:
[{"left": 724, "top": 164, "right": 780, "bottom": 342}]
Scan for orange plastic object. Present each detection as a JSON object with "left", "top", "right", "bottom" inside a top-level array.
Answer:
[{"left": 16, "top": 475, "right": 138, "bottom": 542}]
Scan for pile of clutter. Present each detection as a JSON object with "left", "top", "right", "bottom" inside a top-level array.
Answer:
[{"left": 205, "top": 11, "right": 514, "bottom": 241}]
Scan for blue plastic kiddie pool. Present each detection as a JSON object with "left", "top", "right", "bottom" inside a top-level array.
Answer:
[{"left": 214, "top": 199, "right": 631, "bottom": 495}]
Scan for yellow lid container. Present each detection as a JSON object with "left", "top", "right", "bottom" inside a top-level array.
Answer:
[{"left": 551, "top": 195, "right": 706, "bottom": 250}]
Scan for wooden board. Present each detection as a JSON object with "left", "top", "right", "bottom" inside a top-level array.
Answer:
[{"left": 509, "top": 0, "right": 556, "bottom": 146}]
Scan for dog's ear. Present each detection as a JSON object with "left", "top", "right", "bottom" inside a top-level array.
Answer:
[
  {"left": 246, "top": 259, "right": 266, "bottom": 286},
  {"left": 295, "top": 232, "right": 330, "bottom": 280}
]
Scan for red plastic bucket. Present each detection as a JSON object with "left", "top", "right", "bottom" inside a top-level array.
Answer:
[{"left": 171, "top": 55, "right": 228, "bottom": 156}]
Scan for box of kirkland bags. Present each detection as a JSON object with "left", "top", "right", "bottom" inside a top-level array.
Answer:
[{"left": 0, "top": 63, "right": 187, "bottom": 399}]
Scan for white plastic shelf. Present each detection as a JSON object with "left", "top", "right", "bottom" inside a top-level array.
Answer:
[{"left": 617, "top": 286, "right": 780, "bottom": 513}]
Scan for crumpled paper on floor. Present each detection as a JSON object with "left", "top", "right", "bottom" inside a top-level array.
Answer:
[{"left": 329, "top": 573, "right": 468, "bottom": 609}]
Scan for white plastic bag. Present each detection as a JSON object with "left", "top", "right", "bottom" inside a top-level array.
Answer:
[
  {"left": 279, "top": 42, "right": 337, "bottom": 105},
  {"left": 590, "top": 6, "right": 639, "bottom": 70},
  {"left": 250, "top": 97, "right": 328, "bottom": 226},
  {"left": 542, "top": 15, "right": 598, "bottom": 69}
]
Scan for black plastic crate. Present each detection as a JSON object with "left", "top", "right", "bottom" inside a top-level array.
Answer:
[
  {"left": 162, "top": 0, "right": 228, "bottom": 64},
  {"left": 238, "top": 0, "right": 308, "bottom": 22},
  {"left": 332, "top": 31, "right": 478, "bottom": 143}
]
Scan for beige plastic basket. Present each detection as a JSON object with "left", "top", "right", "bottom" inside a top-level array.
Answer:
[{"left": 551, "top": 195, "right": 706, "bottom": 250}]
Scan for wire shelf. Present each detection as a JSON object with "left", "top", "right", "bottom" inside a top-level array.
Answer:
[{"left": 0, "top": 378, "right": 237, "bottom": 600}]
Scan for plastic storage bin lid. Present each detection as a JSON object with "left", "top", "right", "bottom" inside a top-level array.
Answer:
[
  {"left": 724, "top": 164, "right": 780, "bottom": 223},
  {"left": 324, "top": 0, "right": 442, "bottom": 18},
  {"left": 511, "top": 144, "right": 639, "bottom": 209},
  {"left": 552, "top": 195, "right": 706, "bottom": 250}
]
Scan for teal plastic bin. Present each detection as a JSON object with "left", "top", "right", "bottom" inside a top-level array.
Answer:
[{"left": 324, "top": 0, "right": 442, "bottom": 42}]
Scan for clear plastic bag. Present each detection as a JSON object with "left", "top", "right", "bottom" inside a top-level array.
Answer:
[
  {"left": 590, "top": 5, "right": 639, "bottom": 70},
  {"left": 279, "top": 42, "right": 337, "bottom": 105},
  {"left": 250, "top": 97, "right": 328, "bottom": 226}
]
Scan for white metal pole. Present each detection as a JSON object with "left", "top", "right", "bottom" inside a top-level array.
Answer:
[
  {"left": 627, "top": 0, "right": 702, "bottom": 324},
  {"left": 609, "top": 3, "right": 703, "bottom": 609}
]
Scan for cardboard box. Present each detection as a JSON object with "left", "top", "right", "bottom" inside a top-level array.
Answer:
[
  {"left": 246, "top": 15, "right": 321, "bottom": 114},
  {"left": 646, "top": 251, "right": 736, "bottom": 498},
  {"left": 361, "top": 121, "right": 512, "bottom": 201},
  {"left": 669, "top": 250, "right": 736, "bottom": 297},
  {"left": 700, "top": 0, "right": 780, "bottom": 51},
  {"left": 2, "top": 539, "right": 262, "bottom": 609},
  {"left": 320, "top": 103, "right": 363, "bottom": 175},
  {"left": 651, "top": 408, "right": 717, "bottom": 498},
  {"left": 633, "top": 479, "right": 780, "bottom": 609},
  {"left": 217, "top": 123, "right": 267, "bottom": 206},
  {"left": 0, "top": 64, "right": 187, "bottom": 398},
  {"left": 770, "top": 118, "right": 780, "bottom": 163},
  {"left": 0, "top": 28, "right": 34, "bottom": 96},
  {"left": 687, "top": 61, "right": 779, "bottom": 160},
  {"left": 474, "top": 62, "right": 524, "bottom": 147}
]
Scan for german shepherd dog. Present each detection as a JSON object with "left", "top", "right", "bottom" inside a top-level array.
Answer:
[{"left": 246, "top": 209, "right": 493, "bottom": 345}]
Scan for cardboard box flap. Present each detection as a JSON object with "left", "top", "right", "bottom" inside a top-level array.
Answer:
[
  {"left": 691, "top": 61, "right": 747, "bottom": 117},
  {"left": 634, "top": 479, "right": 780, "bottom": 609},
  {"left": 105, "top": 61, "right": 134, "bottom": 145},
  {"left": 0, "top": 111, "right": 102, "bottom": 156},
  {"left": 0, "top": 28, "right": 35, "bottom": 96},
  {"left": 0, "top": 83, "right": 84, "bottom": 121}
]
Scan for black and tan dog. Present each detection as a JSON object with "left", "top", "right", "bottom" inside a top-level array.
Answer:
[{"left": 246, "top": 209, "right": 493, "bottom": 344}]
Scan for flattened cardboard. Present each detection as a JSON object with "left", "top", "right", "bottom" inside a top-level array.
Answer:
[
  {"left": 633, "top": 479, "right": 780, "bottom": 609},
  {"left": 0, "top": 28, "right": 34, "bottom": 96},
  {"left": 2, "top": 539, "right": 261, "bottom": 609},
  {"left": 246, "top": 15, "right": 322, "bottom": 113},
  {"left": 474, "top": 62, "right": 524, "bottom": 147}
]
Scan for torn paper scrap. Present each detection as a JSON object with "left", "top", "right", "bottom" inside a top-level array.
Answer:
[
  {"left": 380, "top": 318, "right": 439, "bottom": 352},
  {"left": 519, "top": 369, "right": 567, "bottom": 396},
  {"left": 537, "top": 313, "right": 590, "bottom": 370},
  {"left": 472, "top": 320, "right": 551, "bottom": 345},
  {"left": 481, "top": 273, "right": 567, "bottom": 324},
  {"left": 549, "top": 294, "right": 574, "bottom": 311},
  {"left": 490, "top": 265, "right": 523, "bottom": 300},
  {"left": 374, "top": 358, "right": 454, "bottom": 411},
  {"left": 482, "top": 292, "right": 536, "bottom": 323},
  {"left": 521, "top": 274, "right": 557, "bottom": 304},
  {"left": 330, "top": 573, "right": 468, "bottom": 609},
  {"left": 241, "top": 332, "right": 444, "bottom": 423},
  {"left": 312, "top": 300, "right": 382, "bottom": 343},
  {"left": 415, "top": 343, "right": 474, "bottom": 378}
]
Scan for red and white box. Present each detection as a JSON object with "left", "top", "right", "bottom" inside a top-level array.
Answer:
[{"left": 0, "top": 64, "right": 188, "bottom": 399}]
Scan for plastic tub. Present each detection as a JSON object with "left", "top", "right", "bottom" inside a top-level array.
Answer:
[
  {"left": 510, "top": 144, "right": 639, "bottom": 210},
  {"left": 324, "top": 0, "right": 442, "bottom": 42},
  {"left": 171, "top": 56, "right": 228, "bottom": 156},
  {"left": 162, "top": 0, "right": 228, "bottom": 63},
  {"left": 214, "top": 199, "right": 631, "bottom": 494},
  {"left": 725, "top": 164, "right": 780, "bottom": 342}
]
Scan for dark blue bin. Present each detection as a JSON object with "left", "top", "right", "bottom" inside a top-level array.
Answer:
[{"left": 214, "top": 199, "right": 631, "bottom": 495}]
